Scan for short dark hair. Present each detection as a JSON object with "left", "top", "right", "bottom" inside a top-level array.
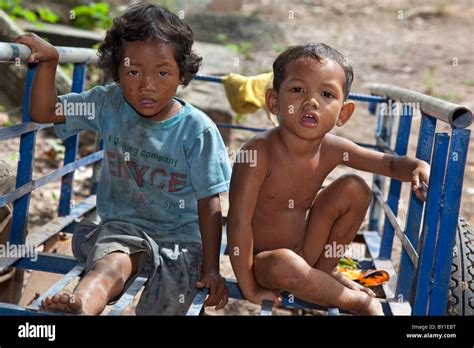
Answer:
[
  {"left": 272, "top": 43, "right": 353, "bottom": 100},
  {"left": 98, "top": 2, "right": 202, "bottom": 86}
]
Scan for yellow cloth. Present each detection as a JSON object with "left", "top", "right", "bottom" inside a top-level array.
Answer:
[{"left": 221, "top": 72, "right": 273, "bottom": 114}]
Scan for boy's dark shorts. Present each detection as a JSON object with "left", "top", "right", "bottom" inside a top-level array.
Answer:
[{"left": 72, "top": 219, "right": 203, "bottom": 315}]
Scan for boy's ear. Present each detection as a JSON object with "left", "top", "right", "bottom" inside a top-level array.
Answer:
[
  {"left": 336, "top": 101, "right": 355, "bottom": 127},
  {"left": 265, "top": 88, "right": 278, "bottom": 115}
]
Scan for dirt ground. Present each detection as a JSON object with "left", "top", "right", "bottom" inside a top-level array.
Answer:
[{"left": 0, "top": 0, "right": 473, "bottom": 315}]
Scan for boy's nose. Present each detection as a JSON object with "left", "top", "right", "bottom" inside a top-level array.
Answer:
[
  {"left": 139, "top": 75, "right": 156, "bottom": 92},
  {"left": 304, "top": 97, "right": 319, "bottom": 109}
]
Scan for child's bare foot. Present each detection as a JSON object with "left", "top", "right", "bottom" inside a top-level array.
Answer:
[
  {"left": 41, "top": 293, "right": 84, "bottom": 314},
  {"left": 331, "top": 270, "right": 376, "bottom": 297}
]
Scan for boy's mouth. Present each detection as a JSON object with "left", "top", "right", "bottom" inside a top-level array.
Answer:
[
  {"left": 301, "top": 112, "right": 319, "bottom": 127},
  {"left": 140, "top": 98, "right": 157, "bottom": 107}
]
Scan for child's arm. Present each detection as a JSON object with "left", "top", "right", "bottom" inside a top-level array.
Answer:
[
  {"left": 196, "top": 194, "right": 229, "bottom": 310},
  {"left": 227, "top": 139, "right": 282, "bottom": 305},
  {"left": 331, "top": 135, "right": 430, "bottom": 201},
  {"left": 14, "top": 33, "right": 65, "bottom": 124}
]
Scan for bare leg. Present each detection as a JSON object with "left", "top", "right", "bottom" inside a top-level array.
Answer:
[
  {"left": 41, "top": 251, "right": 140, "bottom": 314},
  {"left": 254, "top": 248, "right": 383, "bottom": 315},
  {"left": 302, "top": 175, "right": 375, "bottom": 296}
]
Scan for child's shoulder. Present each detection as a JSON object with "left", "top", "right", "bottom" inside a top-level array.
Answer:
[
  {"left": 239, "top": 129, "right": 275, "bottom": 164},
  {"left": 182, "top": 100, "right": 222, "bottom": 135},
  {"left": 321, "top": 133, "right": 355, "bottom": 151}
]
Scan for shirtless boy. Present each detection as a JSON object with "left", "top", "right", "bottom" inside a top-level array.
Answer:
[{"left": 227, "top": 43, "right": 429, "bottom": 315}]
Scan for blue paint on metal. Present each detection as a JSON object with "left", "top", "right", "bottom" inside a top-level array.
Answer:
[
  {"left": 10, "top": 66, "right": 37, "bottom": 245},
  {"left": 429, "top": 128, "right": 470, "bottom": 314},
  {"left": 0, "top": 151, "right": 103, "bottom": 207},
  {"left": 379, "top": 105, "right": 413, "bottom": 259},
  {"left": 58, "top": 63, "right": 86, "bottom": 216},
  {"left": 0, "top": 122, "right": 52, "bottom": 141},
  {"left": 395, "top": 114, "right": 437, "bottom": 302},
  {"left": 412, "top": 133, "right": 449, "bottom": 315},
  {"left": 15, "top": 252, "right": 78, "bottom": 274},
  {"left": 369, "top": 101, "right": 393, "bottom": 231}
]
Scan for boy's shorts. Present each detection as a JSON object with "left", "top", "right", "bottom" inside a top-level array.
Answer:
[{"left": 72, "top": 219, "right": 203, "bottom": 315}]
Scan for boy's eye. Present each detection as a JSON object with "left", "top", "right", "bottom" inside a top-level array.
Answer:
[
  {"left": 290, "top": 87, "right": 304, "bottom": 93},
  {"left": 322, "top": 91, "right": 335, "bottom": 98},
  {"left": 158, "top": 71, "right": 169, "bottom": 77},
  {"left": 128, "top": 70, "right": 140, "bottom": 77}
]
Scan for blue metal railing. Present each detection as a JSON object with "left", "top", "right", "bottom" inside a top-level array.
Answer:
[{"left": 0, "top": 42, "right": 472, "bottom": 316}]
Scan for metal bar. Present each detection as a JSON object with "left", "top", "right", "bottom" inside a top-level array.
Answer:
[
  {"left": 107, "top": 276, "right": 147, "bottom": 316},
  {"left": 15, "top": 252, "right": 78, "bottom": 274},
  {"left": 10, "top": 65, "right": 36, "bottom": 245},
  {"left": 372, "top": 186, "right": 419, "bottom": 266},
  {"left": 379, "top": 105, "right": 413, "bottom": 259},
  {"left": 396, "top": 114, "right": 437, "bottom": 301},
  {"left": 412, "top": 133, "right": 450, "bottom": 315},
  {"left": 429, "top": 128, "right": 470, "bottom": 315},
  {"left": 0, "top": 195, "right": 96, "bottom": 272},
  {"left": 362, "top": 231, "right": 411, "bottom": 315},
  {"left": 58, "top": 63, "right": 85, "bottom": 216},
  {"left": 215, "top": 123, "right": 267, "bottom": 132},
  {"left": 375, "top": 137, "right": 397, "bottom": 155},
  {"left": 260, "top": 300, "right": 273, "bottom": 316},
  {"left": 193, "top": 74, "right": 387, "bottom": 103},
  {"left": 0, "top": 302, "right": 57, "bottom": 316},
  {"left": 369, "top": 83, "right": 472, "bottom": 128},
  {"left": 0, "top": 42, "right": 98, "bottom": 64},
  {"left": 0, "top": 151, "right": 103, "bottom": 207},
  {"left": 369, "top": 102, "right": 393, "bottom": 231},
  {"left": 28, "top": 264, "right": 85, "bottom": 311},
  {"left": 186, "top": 288, "right": 209, "bottom": 316},
  {"left": 0, "top": 122, "right": 52, "bottom": 141},
  {"left": 221, "top": 224, "right": 228, "bottom": 255}
]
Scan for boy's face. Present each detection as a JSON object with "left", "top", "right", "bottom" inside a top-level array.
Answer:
[
  {"left": 266, "top": 57, "right": 355, "bottom": 140},
  {"left": 118, "top": 40, "right": 182, "bottom": 120}
]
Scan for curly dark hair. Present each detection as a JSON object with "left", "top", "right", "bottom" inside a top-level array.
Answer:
[
  {"left": 98, "top": 2, "right": 202, "bottom": 86},
  {"left": 273, "top": 43, "right": 354, "bottom": 100}
]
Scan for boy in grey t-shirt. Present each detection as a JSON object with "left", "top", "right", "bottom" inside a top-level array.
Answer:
[{"left": 15, "top": 3, "right": 231, "bottom": 315}]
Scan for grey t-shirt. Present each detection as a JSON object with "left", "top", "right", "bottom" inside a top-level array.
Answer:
[{"left": 54, "top": 83, "right": 231, "bottom": 243}]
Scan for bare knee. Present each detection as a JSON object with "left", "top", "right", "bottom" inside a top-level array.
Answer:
[
  {"left": 91, "top": 252, "right": 136, "bottom": 286},
  {"left": 338, "top": 174, "right": 372, "bottom": 207},
  {"left": 255, "top": 249, "right": 309, "bottom": 292}
]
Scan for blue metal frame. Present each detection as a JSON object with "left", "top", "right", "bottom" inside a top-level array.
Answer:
[
  {"left": 58, "top": 63, "right": 86, "bottom": 217},
  {"left": 412, "top": 133, "right": 450, "bottom": 314},
  {"left": 0, "top": 43, "right": 471, "bottom": 316},
  {"left": 379, "top": 105, "right": 413, "bottom": 259}
]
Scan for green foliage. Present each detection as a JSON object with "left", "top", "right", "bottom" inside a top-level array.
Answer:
[
  {"left": 71, "top": 2, "right": 112, "bottom": 30},
  {"left": 1, "top": 0, "right": 59, "bottom": 23},
  {"left": 235, "top": 113, "right": 247, "bottom": 124},
  {"left": 338, "top": 256, "right": 360, "bottom": 270},
  {"left": 215, "top": 33, "right": 253, "bottom": 59},
  {"left": 37, "top": 6, "right": 59, "bottom": 23},
  {"left": 155, "top": 0, "right": 178, "bottom": 13},
  {"left": 422, "top": 68, "right": 436, "bottom": 95},
  {"left": 225, "top": 42, "right": 253, "bottom": 59}
]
